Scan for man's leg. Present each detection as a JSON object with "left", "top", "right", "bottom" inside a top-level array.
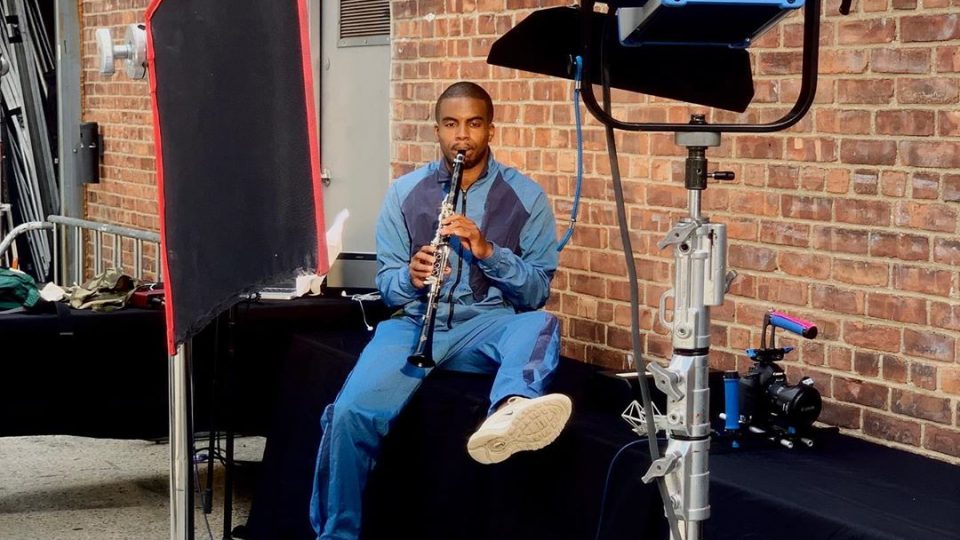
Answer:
[
  {"left": 443, "top": 311, "right": 571, "bottom": 464},
  {"left": 309, "top": 318, "right": 422, "bottom": 540}
]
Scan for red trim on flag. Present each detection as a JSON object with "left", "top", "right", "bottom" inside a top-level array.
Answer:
[
  {"left": 298, "top": 0, "right": 329, "bottom": 275},
  {"left": 145, "top": 0, "right": 177, "bottom": 355}
]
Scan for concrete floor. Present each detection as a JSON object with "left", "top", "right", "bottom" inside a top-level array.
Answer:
[{"left": 0, "top": 435, "right": 265, "bottom": 540}]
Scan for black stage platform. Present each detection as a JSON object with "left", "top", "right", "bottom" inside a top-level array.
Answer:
[{"left": 242, "top": 330, "right": 960, "bottom": 540}]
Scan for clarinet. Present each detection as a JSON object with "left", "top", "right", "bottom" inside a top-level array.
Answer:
[{"left": 407, "top": 149, "right": 466, "bottom": 368}]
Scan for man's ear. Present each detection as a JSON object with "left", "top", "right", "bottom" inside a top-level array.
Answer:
[
  {"left": 487, "top": 123, "right": 495, "bottom": 143},
  {"left": 434, "top": 123, "right": 440, "bottom": 140}
]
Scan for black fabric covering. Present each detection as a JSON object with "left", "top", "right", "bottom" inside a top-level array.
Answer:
[
  {"left": 150, "top": 0, "right": 321, "bottom": 349},
  {"left": 241, "top": 339, "right": 960, "bottom": 540},
  {"left": 0, "top": 306, "right": 170, "bottom": 438},
  {"left": 487, "top": 7, "right": 755, "bottom": 113},
  {"left": 0, "top": 297, "right": 379, "bottom": 440}
]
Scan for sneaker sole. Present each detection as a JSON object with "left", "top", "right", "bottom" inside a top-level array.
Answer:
[{"left": 467, "top": 394, "right": 572, "bottom": 465}]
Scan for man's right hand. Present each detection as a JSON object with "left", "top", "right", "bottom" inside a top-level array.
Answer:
[{"left": 409, "top": 244, "right": 443, "bottom": 289}]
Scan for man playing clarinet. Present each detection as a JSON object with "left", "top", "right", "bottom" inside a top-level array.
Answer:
[{"left": 309, "top": 81, "right": 571, "bottom": 540}]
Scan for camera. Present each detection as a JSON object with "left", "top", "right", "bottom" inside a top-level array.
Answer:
[
  {"left": 722, "top": 310, "right": 823, "bottom": 448},
  {"left": 739, "top": 350, "right": 821, "bottom": 431}
]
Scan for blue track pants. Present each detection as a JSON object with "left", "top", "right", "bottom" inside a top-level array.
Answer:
[{"left": 309, "top": 309, "right": 561, "bottom": 540}]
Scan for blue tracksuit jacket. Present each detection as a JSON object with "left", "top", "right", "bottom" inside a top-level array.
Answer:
[{"left": 374, "top": 153, "right": 559, "bottom": 325}]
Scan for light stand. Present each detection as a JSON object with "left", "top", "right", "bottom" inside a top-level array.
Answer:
[
  {"left": 567, "top": 2, "right": 825, "bottom": 539},
  {"left": 624, "top": 116, "right": 736, "bottom": 539}
]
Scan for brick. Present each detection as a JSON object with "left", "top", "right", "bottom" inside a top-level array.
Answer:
[
  {"left": 903, "top": 328, "right": 956, "bottom": 362},
  {"left": 815, "top": 109, "right": 871, "bottom": 134},
  {"left": 891, "top": 389, "right": 952, "bottom": 423},
  {"left": 893, "top": 201, "right": 958, "bottom": 232},
  {"left": 854, "top": 351, "right": 881, "bottom": 377},
  {"left": 933, "top": 238, "right": 960, "bottom": 265},
  {"left": 736, "top": 136, "right": 783, "bottom": 160},
  {"left": 867, "top": 293, "right": 927, "bottom": 324},
  {"left": 832, "top": 258, "right": 889, "bottom": 286},
  {"left": 840, "top": 139, "right": 897, "bottom": 165},
  {"left": 880, "top": 171, "right": 907, "bottom": 197},
  {"left": 756, "top": 276, "right": 807, "bottom": 306},
  {"left": 758, "top": 221, "right": 810, "bottom": 247},
  {"left": 911, "top": 173, "right": 940, "bottom": 200},
  {"left": 838, "top": 19, "right": 897, "bottom": 44},
  {"left": 937, "top": 46, "right": 960, "bottom": 72},
  {"left": 813, "top": 226, "right": 869, "bottom": 254},
  {"left": 779, "top": 252, "right": 831, "bottom": 280},
  {"left": 868, "top": 232, "right": 930, "bottom": 261},
  {"left": 728, "top": 244, "right": 778, "bottom": 271},
  {"left": 837, "top": 79, "right": 895, "bottom": 104},
  {"left": 923, "top": 425, "right": 960, "bottom": 458},
  {"left": 758, "top": 51, "right": 803, "bottom": 75},
  {"left": 570, "top": 317, "right": 604, "bottom": 342},
  {"left": 910, "top": 362, "right": 938, "bottom": 390},
  {"left": 819, "top": 401, "right": 862, "bottom": 429},
  {"left": 812, "top": 284, "right": 865, "bottom": 315},
  {"left": 930, "top": 302, "right": 960, "bottom": 331},
  {"left": 844, "top": 321, "right": 902, "bottom": 353},
  {"left": 828, "top": 346, "right": 853, "bottom": 371},
  {"left": 876, "top": 110, "right": 936, "bottom": 136},
  {"left": 897, "top": 78, "right": 960, "bottom": 105},
  {"left": 570, "top": 273, "right": 606, "bottom": 297},
  {"left": 939, "top": 111, "right": 960, "bottom": 137},
  {"left": 883, "top": 355, "right": 908, "bottom": 383},
  {"left": 942, "top": 367, "right": 960, "bottom": 395},
  {"left": 835, "top": 199, "right": 891, "bottom": 226},
  {"left": 819, "top": 49, "right": 869, "bottom": 74},
  {"left": 835, "top": 377, "right": 889, "bottom": 408},
  {"left": 782, "top": 195, "right": 833, "bottom": 221},
  {"left": 892, "top": 265, "right": 954, "bottom": 296},
  {"left": 901, "top": 14, "right": 960, "bottom": 42},
  {"left": 785, "top": 137, "right": 838, "bottom": 162},
  {"left": 871, "top": 48, "right": 931, "bottom": 73},
  {"left": 900, "top": 141, "right": 960, "bottom": 169},
  {"left": 852, "top": 169, "right": 879, "bottom": 195},
  {"left": 729, "top": 191, "right": 780, "bottom": 217},
  {"left": 863, "top": 411, "right": 922, "bottom": 446}
]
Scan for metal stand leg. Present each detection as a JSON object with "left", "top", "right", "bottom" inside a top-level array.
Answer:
[
  {"left": 169, "top": 342, "right": 195, "bottom": 540},
  {"left": 641, "top": 116, "right": 736, "bottom": 540}
]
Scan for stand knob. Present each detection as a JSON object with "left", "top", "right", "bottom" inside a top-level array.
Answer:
[{"left": 710, "top": 171, "right": 735, "bottom": 181}]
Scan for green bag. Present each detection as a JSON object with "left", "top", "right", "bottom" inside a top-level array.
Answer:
[{"left": 0, "top": 267, "right": 41, "bottom": 310}]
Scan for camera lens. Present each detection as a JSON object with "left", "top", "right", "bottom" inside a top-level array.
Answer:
[{"left": 766, "top": 379, "right": 822, "bottom": 428}]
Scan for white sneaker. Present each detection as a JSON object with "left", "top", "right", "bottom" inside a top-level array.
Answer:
[{"left": 467, "top": 394, "right": 572, "bottom": 465}]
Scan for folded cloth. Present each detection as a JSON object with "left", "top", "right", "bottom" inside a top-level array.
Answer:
[{"left": 66, "top": 268, "right": 140, "bottom": 311}]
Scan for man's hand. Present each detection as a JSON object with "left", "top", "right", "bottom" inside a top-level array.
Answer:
[
  {"left": 441, "top": 215, "right": 494, "bottom": 260},
  {"left": 409, "top": 244, "right": 450, "bottom": 289}
]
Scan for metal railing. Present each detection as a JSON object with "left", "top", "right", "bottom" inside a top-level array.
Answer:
[{"left": 0, "top": 215, "right": 161, "bottom": 284}]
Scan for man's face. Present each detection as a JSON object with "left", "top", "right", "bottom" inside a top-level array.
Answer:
[{"left": 434, "top": 97, "right": 494, "bottom": 170}]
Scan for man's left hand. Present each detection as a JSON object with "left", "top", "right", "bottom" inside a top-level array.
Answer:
[{"left": 441, "top": 214, "right": 494, "bottom": 260}]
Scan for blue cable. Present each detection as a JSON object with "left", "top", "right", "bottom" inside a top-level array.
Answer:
[{"left": 557, "top": 55, "right": 584, "bottom": 252}]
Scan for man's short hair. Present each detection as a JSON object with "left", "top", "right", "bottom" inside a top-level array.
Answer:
[{"left": 435, "top": 82, "right": 494, "bottom": 123}]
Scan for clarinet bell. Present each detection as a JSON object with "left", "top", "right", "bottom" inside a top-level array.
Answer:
[{"left": 407, "top": 352, "right": 435, "bottom": 369}]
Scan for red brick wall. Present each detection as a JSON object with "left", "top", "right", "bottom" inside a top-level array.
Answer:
[
  {"left": 391, "top": 1, "right": 960, "bottom": 462},
  {"left": 79, "top": 0, "right": 158, "bottom": 275}
]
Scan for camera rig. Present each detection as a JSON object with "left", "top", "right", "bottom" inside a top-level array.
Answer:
[{"left": 721, "top": 311, "right": 824, "bottom": 450}]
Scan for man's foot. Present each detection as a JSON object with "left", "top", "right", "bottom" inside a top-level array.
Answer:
[{"left": 467, "top": 394, "right": 572, "bottom": 465}]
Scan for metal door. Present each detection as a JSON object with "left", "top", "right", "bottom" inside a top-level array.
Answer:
[{"left": 311, "top": 0, "right": 390, "bottom": 254}]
